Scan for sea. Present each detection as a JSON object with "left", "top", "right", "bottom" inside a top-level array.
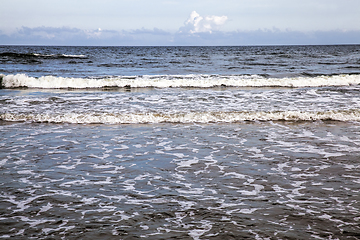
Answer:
[{"left": 0, "top": 45, "right": 360, "bottom": 239}]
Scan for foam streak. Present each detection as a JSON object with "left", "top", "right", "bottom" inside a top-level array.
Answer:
[{"left": 1, "top": 110, "right": 360, "bottom": 124}]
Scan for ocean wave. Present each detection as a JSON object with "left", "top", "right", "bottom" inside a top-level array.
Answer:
[
  {"left": 1, "top": 73, "right": 360, "bottom": 89},
  {"left": 0, "top": 52, "right": 87, "bottom": 59},
  {"left": 1, "top": 110, "right": 360, "bottom": 124}
]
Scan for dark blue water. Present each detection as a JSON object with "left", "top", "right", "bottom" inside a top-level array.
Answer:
[{"left": 1, "top": 45, "right": 360, "bottom": 77}]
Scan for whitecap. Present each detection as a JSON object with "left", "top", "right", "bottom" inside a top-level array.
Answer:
[{"left": 2, "top": 73, "right": 360, "bottom": 89}]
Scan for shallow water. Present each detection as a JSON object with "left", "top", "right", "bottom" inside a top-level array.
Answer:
[
  {"left": 1, "top": 121, "right": 359, "bottom": 239},
  {"left": 1, "top": 45, "right": 360, "bottom": 239}
]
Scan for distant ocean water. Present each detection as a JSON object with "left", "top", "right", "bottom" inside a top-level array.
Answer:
[{"left": 1, "top": 45, "right": 360, "bottom": 239}]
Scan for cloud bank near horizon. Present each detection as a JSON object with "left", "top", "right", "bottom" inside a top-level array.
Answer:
[{"left": 1, "top": 11, "right": 360, "bottom": 46}]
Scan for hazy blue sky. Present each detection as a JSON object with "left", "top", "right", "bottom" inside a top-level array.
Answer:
[{"left": 1, "top": 0, "right": 360, "bottom": 45}]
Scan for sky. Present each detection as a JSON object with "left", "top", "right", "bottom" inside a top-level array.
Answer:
[{"left": 1, "top": 0, "right": 360, "bottom": 46}]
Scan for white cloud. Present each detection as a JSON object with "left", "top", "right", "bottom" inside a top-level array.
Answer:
[{"left": 181, "top": 11, "right": 228, "bottom": 33}]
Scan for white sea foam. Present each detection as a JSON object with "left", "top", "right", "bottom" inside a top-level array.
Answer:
[
  {"left": 188, "top": 220, "right": 212, "bottom": 240},
  {"left": 1, "top": 109, "right": 360, "bottom": 124},
  {"left": 37, "top": 202, "right": 53, "bottom": 215},
  {"left": 0, "top": 159, "right": 7, "bottom": 167},
  {"left": 1, "top": 73, "right": 360, "bottom": 89},
  {"left": 31, "top": 53, "right": 86, "bottom": 58},
  {"left": 239, "top": 208, "right": 258, "bottom": 214},
  {"left": 61, "top": 54, "right": 87, "bottom": 58}
]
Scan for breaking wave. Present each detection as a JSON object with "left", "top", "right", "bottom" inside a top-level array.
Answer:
[
  {"left": 1, "top": 110, "right": 360, "bottom": 124},
  {"left": 1, "top": 73, "right": 360, "bottom": 89},
  {"left": 0, "top": 52, "right": 87, "bottom": 59}
]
